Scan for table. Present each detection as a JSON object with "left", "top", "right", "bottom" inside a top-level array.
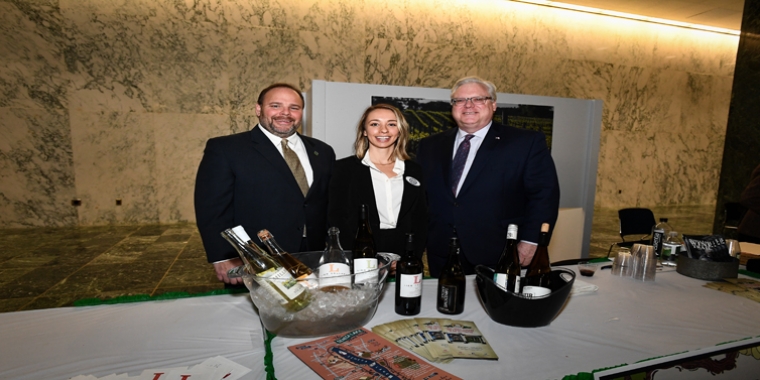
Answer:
[{"left": 2, "top": 267, "right": 760, "bottom": 380}]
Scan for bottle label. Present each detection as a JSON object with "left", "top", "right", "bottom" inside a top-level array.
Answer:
[
  {"left": 354, "top": 258, "right": 379, "bottom": 284},
  {"left": 438, "top": 284, "right": 458, "bottom": 312},
  {"left": 494, "top": 273, "right": 519, "bottom": 292},
  {"left": 662, "top": 243, "right": 680, "bottom": 260},
  {"left": 522, "top": 285, "right": 551, "bottom": 299},
  {"left": 296, "top": 272, "right": 319, "bottom": 289},
  {"left": 256, "top": 267, "right": 307, "bottom": 302},
  {"left": 399, "top": 273, "right": 423, "bottom": 297},
  {"left": 652, "top": 230, "right": 665, "bottom": 255},
  {"left": 494, "top": 273, "right": 507, "bottom": 289},
  {"left": 318, "top": 263, "right": 351, "bottom": 288}
]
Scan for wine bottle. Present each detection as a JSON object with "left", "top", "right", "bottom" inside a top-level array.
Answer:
[
  {"left": 221, "top": 226, "right": 311, "bottom": 312},
  {"left": 494, "top": 224, "right": 521, "bottom": 292},
  {"left": 352, "top": 204, "right": 379, "bottom": 285},
  {"left": 522, "top": 223, "right": 552, "bottom": 298},
  {"left": 395, "top": 233, "right": 423, "bottom": 315},
  {"left": 318, "top": 227, "right": 352, "bottom": 292},
  {"left": 437, "top": 233, "right": 465, "bottom": 314},
  {"left": 257, "top": 229, "right": 317, "bottom": 285}
]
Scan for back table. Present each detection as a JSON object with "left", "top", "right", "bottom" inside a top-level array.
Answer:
[{"left": 2, "top": 266, "right": 760, "bottom": 379}]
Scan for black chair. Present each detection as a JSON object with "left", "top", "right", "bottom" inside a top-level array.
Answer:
[
  {"left": 722, "top": 202, "right": 747, "bottom": 237},
  {"left": 606, "top": 208, "right": 656, "bottom": 257}
]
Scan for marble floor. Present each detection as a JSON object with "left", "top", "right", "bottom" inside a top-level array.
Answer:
[{"left": 0, "top": 205, "right": 717, "bottom": 313}]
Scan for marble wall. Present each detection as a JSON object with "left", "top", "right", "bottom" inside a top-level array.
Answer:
[{"left": 0, "top": 0, "right": 740, "bottom": 227}]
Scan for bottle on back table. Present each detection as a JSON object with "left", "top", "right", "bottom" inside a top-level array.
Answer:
[
  {"left": 522, "top": 223, "right": 552, "bottom": 298},
  {"left": 651, "top": 218, "right": 672, "bottom": 257},
  {"left": 494, "top": 224, "right": 521, "bottom": 292},
  {"left": 437, "top": 231, "right": 466, "bottom": 314},
  {"left": 661, "top": 231, "right": 681, "bottom": 266},
  {"left": 395, "top": 233, "right": 423, "bottom": 315},
  {"left": 257, "top": 229, "right": 317, "bottom": 285},
  {"left": 318, "top": 227, "right": 352, "bottom": 292},
  {"left": 352, "top": 204, "right": 379, "bottom": 285},
  {"left": 221, "top": 226, "right": 311, "bottom": 312}
]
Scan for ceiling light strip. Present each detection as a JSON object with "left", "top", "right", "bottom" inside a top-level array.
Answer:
[{"left": 511, "top": 0, "right": 740, "bottom": 36}]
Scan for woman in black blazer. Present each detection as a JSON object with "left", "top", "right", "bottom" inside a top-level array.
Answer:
[{"left": 328, "top": 104, "right": 428, "bottom": 259}]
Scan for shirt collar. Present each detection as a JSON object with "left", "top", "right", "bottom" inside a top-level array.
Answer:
[
  {"left": 360, "top": 154, "right": 405, "bottom": 176},
  {"left": 257, "top": 124, "right": 302, "bottom": 148},
  {"left": 457, "top": 121, "right": 492, "bottom": 140}
]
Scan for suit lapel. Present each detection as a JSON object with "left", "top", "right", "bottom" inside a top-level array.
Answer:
[
  {"left": 439, "top": 128, "right": 458, "bottom": 193},
  {"left": 250, "top": 126, "right": 303, "bottom": 196},
  {"left": 458, "top": 124, "right": 503, "bottom": 196},
  {"left": 355, "top": 158, "right": 382, "bottom": 227},
  {"left": 301, "top": 134, "right": 325, "bottom": 199},
  {"left": 398, "top": 165, "right": 420, "bottom": 220}
]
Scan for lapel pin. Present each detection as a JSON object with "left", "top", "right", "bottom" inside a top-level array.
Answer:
[
  {"left": 314, "top": 151, "right": 319, "bottom": 156},
  {"left": 495, "top": 137, "right": 500, "bottom": 140}
]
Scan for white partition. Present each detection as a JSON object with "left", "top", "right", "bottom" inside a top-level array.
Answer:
[
  {"left": 308, "top": 80, "right": 602, "bottom": 258},
  {"left": 548, "top": 208, "right": 586, "bottom": 263}
]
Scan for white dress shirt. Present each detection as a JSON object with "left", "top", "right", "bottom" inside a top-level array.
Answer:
[
  {"left": 451, "top": 122, "right": 491, "bottom": 196},
  {"left": 361, "top": 155, "right": 405, "bottom": 229},
  {"left": 258, "top": 124, "right": 314, "bottom": 186}
]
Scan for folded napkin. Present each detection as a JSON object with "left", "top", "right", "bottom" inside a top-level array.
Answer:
[{"left": 571, "top": 278, "right": 598, "bottom": 296}]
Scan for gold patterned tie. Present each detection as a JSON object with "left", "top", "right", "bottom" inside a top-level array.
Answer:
[{"left": 281, "top": 139, "right": 309, "bottom": 196}]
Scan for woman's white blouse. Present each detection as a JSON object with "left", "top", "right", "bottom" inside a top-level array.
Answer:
[{"left": 361, "top": 155, "right": 405, "bottom": 230}]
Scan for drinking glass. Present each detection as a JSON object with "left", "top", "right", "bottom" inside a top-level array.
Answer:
[
  {"left": 632, "top": 245, "right": 656, "bottom": 282},
  {"left": 612, "top": 248, "right": 633, "bottom": 277},
  {"left": 726, "top": 239, "right": 741, "bottom": 258}
]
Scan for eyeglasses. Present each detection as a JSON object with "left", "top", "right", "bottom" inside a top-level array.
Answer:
[{"left": 450, "top": 96, "right": 492, "bottom": 107}]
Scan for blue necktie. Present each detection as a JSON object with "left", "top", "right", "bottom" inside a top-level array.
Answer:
[{"left": 450, "top": 134, "right": 474, "bottom": 196}]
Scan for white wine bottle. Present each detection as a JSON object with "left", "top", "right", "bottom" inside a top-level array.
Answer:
[
  {"left": 257, "top": 229, "right": 317, "bottom": 285},
  {"left": 352, "top": 204, "right": 378, "bottom": 285},
  {"left": 437, "top": 233, "right": 465, "bottom": 314},
  {"left": 395, "top": 233, "right": 423, "bottom": 315},
  {"left": 522, "top": 223, "right": 552, "bottom": 298},
  {"left": 221, "top": 226, "right": 311, "bottom": 312},
  {"left": 494, "top": 224, "right": 521, "bottom": 292},
  {"left": 318, "top": 227, "right": 352, "bottom": 292}
]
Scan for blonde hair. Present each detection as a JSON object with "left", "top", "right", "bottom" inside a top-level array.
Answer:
[{"left": 354, "top": 104, "right": 411, "bottom": 161}]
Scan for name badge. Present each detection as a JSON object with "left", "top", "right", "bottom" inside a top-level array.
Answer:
[{"left": 405, "top": 176, "right": 421, "bottom": 187}]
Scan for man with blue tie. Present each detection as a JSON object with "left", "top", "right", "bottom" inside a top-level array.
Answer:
[{"left": 416, "top": 76, "right": 560, "bottom": 276}]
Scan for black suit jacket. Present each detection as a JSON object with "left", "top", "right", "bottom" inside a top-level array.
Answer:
[
  {"left": 328, "top": 156, "right": 428, "bottom": 258},
  {"left": 194, "top": 126, "right": 335, "bottom": 262},
  {"left": 416, "top": 122, "right": 560, "bottom": 276}
]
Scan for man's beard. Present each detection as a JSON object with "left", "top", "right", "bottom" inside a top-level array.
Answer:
[{"left": 260, "top": 117, "right": 300, "bottom": 138}]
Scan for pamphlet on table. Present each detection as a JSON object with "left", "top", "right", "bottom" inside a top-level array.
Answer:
[{"left": 288, "top": 327, "right": 463, "bottom": 380}]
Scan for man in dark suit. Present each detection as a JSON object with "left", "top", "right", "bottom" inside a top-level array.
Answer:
[
  {"left": 416, "top": 76, "right": 560, "bottom": 276},
  {"left": 194, "top": 83, "right": 335, "bottom": 286}
]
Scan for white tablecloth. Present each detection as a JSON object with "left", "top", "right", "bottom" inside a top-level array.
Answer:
[{"left": 2, "top": 267, "right": 760, "bottom": 380}]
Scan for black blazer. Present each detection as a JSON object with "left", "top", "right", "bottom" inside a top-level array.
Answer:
[
  {"left": 416, "top": 122, "right": 560, "bottom": 276},
  {"left": 328, "top": 156, "right": 428, "bottom": 258},
  {"left": 194, "top": 126, "right": 335, "bottom": 262}
]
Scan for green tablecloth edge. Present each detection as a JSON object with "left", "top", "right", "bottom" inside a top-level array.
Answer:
[{"left": 739, "top": 269, "right": 760, "bottom": 279}]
